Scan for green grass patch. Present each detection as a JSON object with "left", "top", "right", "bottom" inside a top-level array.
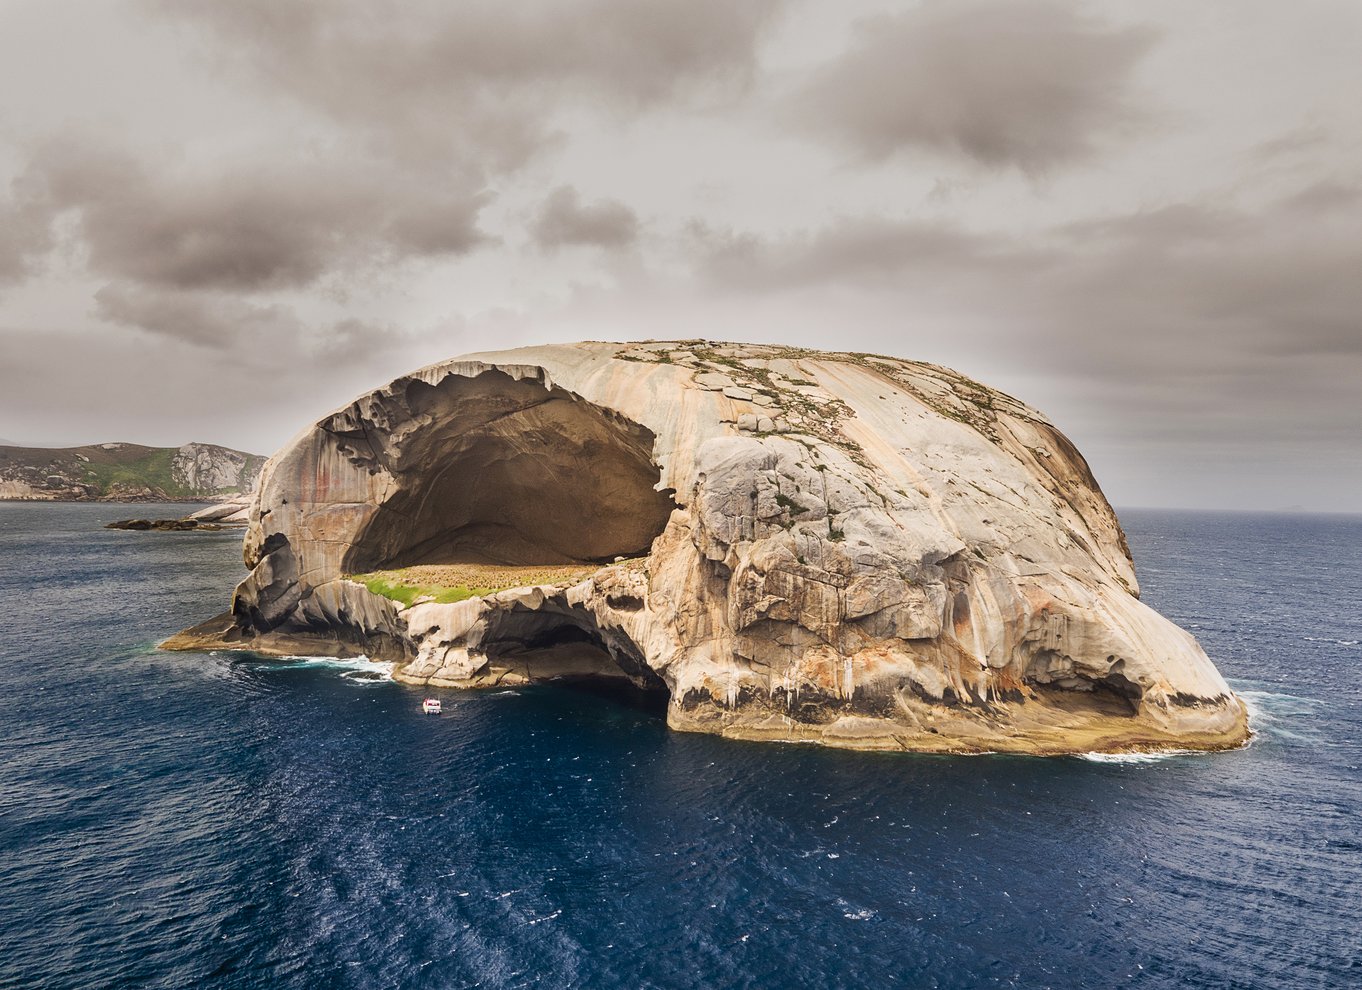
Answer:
[
  {"left": 352, "top": 575, "right": 496, "bottom": 607},
  {"left": 347, "top": 561, "right": 613, "bottom": 608},
  {"left": 82, "top": 447, "right": 181, "bottom": 496}
]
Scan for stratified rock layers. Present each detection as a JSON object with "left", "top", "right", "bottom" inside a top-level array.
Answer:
[{"left": 166, "top": 341, "right": 1248, "bottom": 754}]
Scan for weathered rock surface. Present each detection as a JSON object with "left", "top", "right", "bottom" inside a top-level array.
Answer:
[
  {"left": 187, "top": 497, "right": 252, "bottom": 524},
  {"left": 165, "top": 341, "right": 1249, "bottom": 754},
  {"left": 171, "top": 443, "right": 263, "bottom": 495}
]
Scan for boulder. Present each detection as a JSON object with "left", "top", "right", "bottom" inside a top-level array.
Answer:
[
  {"left": 188, "top": 497, "right": 252, "bottom": 524},
  {"left": 165, "top": 341, "right": 1249, "bottom": 755}
]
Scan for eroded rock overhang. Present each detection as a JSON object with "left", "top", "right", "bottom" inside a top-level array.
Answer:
[{"left": 233, "top": 361, "right": 680, "bottom": 630}]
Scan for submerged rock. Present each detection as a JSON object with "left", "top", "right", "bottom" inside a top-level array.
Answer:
[
  {"left": 165, "top": 341, "right": 1249, "bottom": 755},
  {"left": 107, "top": 517, "right": 224, "bottom": 531},
  {"left": 106, "top": 495, "right": 252, "bottom": 532}
]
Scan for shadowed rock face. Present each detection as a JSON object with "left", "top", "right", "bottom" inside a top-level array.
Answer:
[
  {"left": 166, "top": 341, "right": 1249, "bottom": 755},
  {"left": 339, "top": 370, "right": 675, "bottom": 570}
]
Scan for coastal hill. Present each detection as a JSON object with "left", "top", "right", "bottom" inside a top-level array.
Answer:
[
  {"left": 0, "top": 441, "right": 266, "bottom": 502},
  {"left": 167, "top": 340, "right": 1248, "bottom": 755}
]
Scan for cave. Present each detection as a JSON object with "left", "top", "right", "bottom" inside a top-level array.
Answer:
[
  {"left": 342, "top": 370, "right": 677, "bottom": 572},
  {"left": 1024, "top": 650, "right": 1141, "bottom": 717},
  {"left": 474, "top": 601, "right": 671, "bottom": 717}
]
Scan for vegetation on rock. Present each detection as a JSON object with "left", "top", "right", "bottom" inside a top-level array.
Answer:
[
  {"left": 0, "top": 441, "right": 266, "bottom": 500},
  {"left": 348, "top": 562, "right": 610, "bottom": 607}
]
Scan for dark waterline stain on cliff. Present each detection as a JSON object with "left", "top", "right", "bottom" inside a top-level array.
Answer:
[{"left": 1, "top": 502, "right": 1360, "bottom": 989}]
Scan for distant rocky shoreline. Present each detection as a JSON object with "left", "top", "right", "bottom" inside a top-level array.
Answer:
[
  {"left": 0, "top": 441, "right": 265, "bottom": 502},
  {"left": 106, "top": 518, "right": 228, "bottom": 531},
  {"left": 5, "top": 494, "right": 235, "bottom": 504},
  {"left": 105, "top": 498, "right": 252, "bottom": 531}
]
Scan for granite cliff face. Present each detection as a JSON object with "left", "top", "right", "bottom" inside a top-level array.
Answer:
[
  {"left": 167, "top": 341, "right": 1248, "bottom": 754},
  {"left": 170, "top": 443, "right": 264, "bottom": 495}
]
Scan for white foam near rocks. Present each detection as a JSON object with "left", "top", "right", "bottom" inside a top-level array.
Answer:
[
  {"left": 1235, "top": 685, "right": 1321, "bottom": 745},
  {"left": 1077, "top": 750, "right": 1198, "bottom": 764},
  {"left": 262, "top": 655, "right": 395, "bottom": 682}
]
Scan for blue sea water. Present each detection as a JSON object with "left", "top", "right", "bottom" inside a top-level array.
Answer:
[{"left": 1, "top": 502, "right": 1359, "bottom": 990}]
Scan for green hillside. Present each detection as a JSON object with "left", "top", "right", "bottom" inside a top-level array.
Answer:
[{"left": 0, "top": 442, "right": 267, "bottom": 501}]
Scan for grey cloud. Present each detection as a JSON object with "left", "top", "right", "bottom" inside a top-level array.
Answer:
[
  {"left": 1278, "top": 179, "right": 1360, "bottom": 215},
  {"left": 693, "top": 215, "right": 1048, "bottom": 290},
  {"left": 94, "top": 283, "right": 409, "bottom": 368},
  {"left": 693, "top": 181, "right": 1362, "bottom": 363},
  {"left": 0, "top": 173, "right": 55, "bottom": 286},
  {"left": 680, "top": 180, "right": 1362, "bottom": 485},
  {"left": 1050, "top": 186, "right": 1362, "bottom": 360},
  {"left": 0, "top": 325, "right": 433, "bottom": 453},
  {"left": 155, "top": 0, "right": 787, "bottom": 171},
  {"left": 24, "top": 140, "right": 489, "bottom": 293},
  {"left": 789, "top": 0, "right": 1157, "bottom": 171},
  {"left": 386, "top": 193, "right": 492, "bottom": 256},
  {"left": 533, "top": 186, "right": 639, "bottom": 250},
  {"left": 1249, "top": 125, "right": 1330, "bottom": 163},
  {"left": 94, "top": 283, "right": 303, "bottom": 349},
  {"left": 4, "top": 0, "right": 784, "bottom": 335}
]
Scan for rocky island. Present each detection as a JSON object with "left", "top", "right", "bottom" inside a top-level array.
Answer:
[{"left": 166, "top": 341, "right": 1249, "bottom": 755}]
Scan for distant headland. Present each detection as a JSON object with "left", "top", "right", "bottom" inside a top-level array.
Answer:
[{"left": 0, "top": 441, "right": 265, "bottom": 502}]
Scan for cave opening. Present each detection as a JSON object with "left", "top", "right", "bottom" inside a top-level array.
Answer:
[
  {"left": 343, "top": 369, "right": 677, "bottom": 573},
  {"left": 477, "top": 604, "right": 671, "bottom": 718},
  {"left": 1024, "top": 650, "right": 1141, "bottom": 717}
]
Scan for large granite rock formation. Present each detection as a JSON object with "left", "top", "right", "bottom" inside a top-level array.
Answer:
[{"left": 166, "top": 341, "right": 1248, "bottom": 754}]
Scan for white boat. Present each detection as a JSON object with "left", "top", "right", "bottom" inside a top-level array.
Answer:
[{"left": 422, "top": 698, "right": 442, "bottom": 715}]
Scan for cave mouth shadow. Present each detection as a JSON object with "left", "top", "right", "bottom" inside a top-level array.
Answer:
[
  {"left": 481, "top": 612, "right": 671, "bottom": 721},
  {"left": 342, "top": 369, "right": 678, "bottom": 573},
  {"left": 537, "top": 675, "right": 672, "bottom": 720}
]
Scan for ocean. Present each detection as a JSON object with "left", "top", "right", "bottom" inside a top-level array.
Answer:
[{"left": 1, "top": 502, "right": 1358, "bottom": 989}]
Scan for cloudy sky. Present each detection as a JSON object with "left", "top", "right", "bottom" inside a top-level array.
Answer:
[{"left": 1, "top": 0, "right": 1358, "bottom": 511}]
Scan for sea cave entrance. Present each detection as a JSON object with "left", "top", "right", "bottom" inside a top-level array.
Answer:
[{"left": 474, "top": 601, "right": 671, "bottom": 717}]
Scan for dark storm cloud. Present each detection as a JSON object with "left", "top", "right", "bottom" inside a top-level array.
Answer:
[
  {"left": 789, "top": 0, "right": 1157, "bottom": 171},
  {"left": 19, "top": 140, "right": 489, "bottom": 293},
  {"left": 532, "top": 187, "right": 639, "bottom": 250},
  {"left": 155, "top": 0, "right": 787, "bottom": 170},
  {"left": 94, "top": 282, "right": 409, "bottom": 366}
]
